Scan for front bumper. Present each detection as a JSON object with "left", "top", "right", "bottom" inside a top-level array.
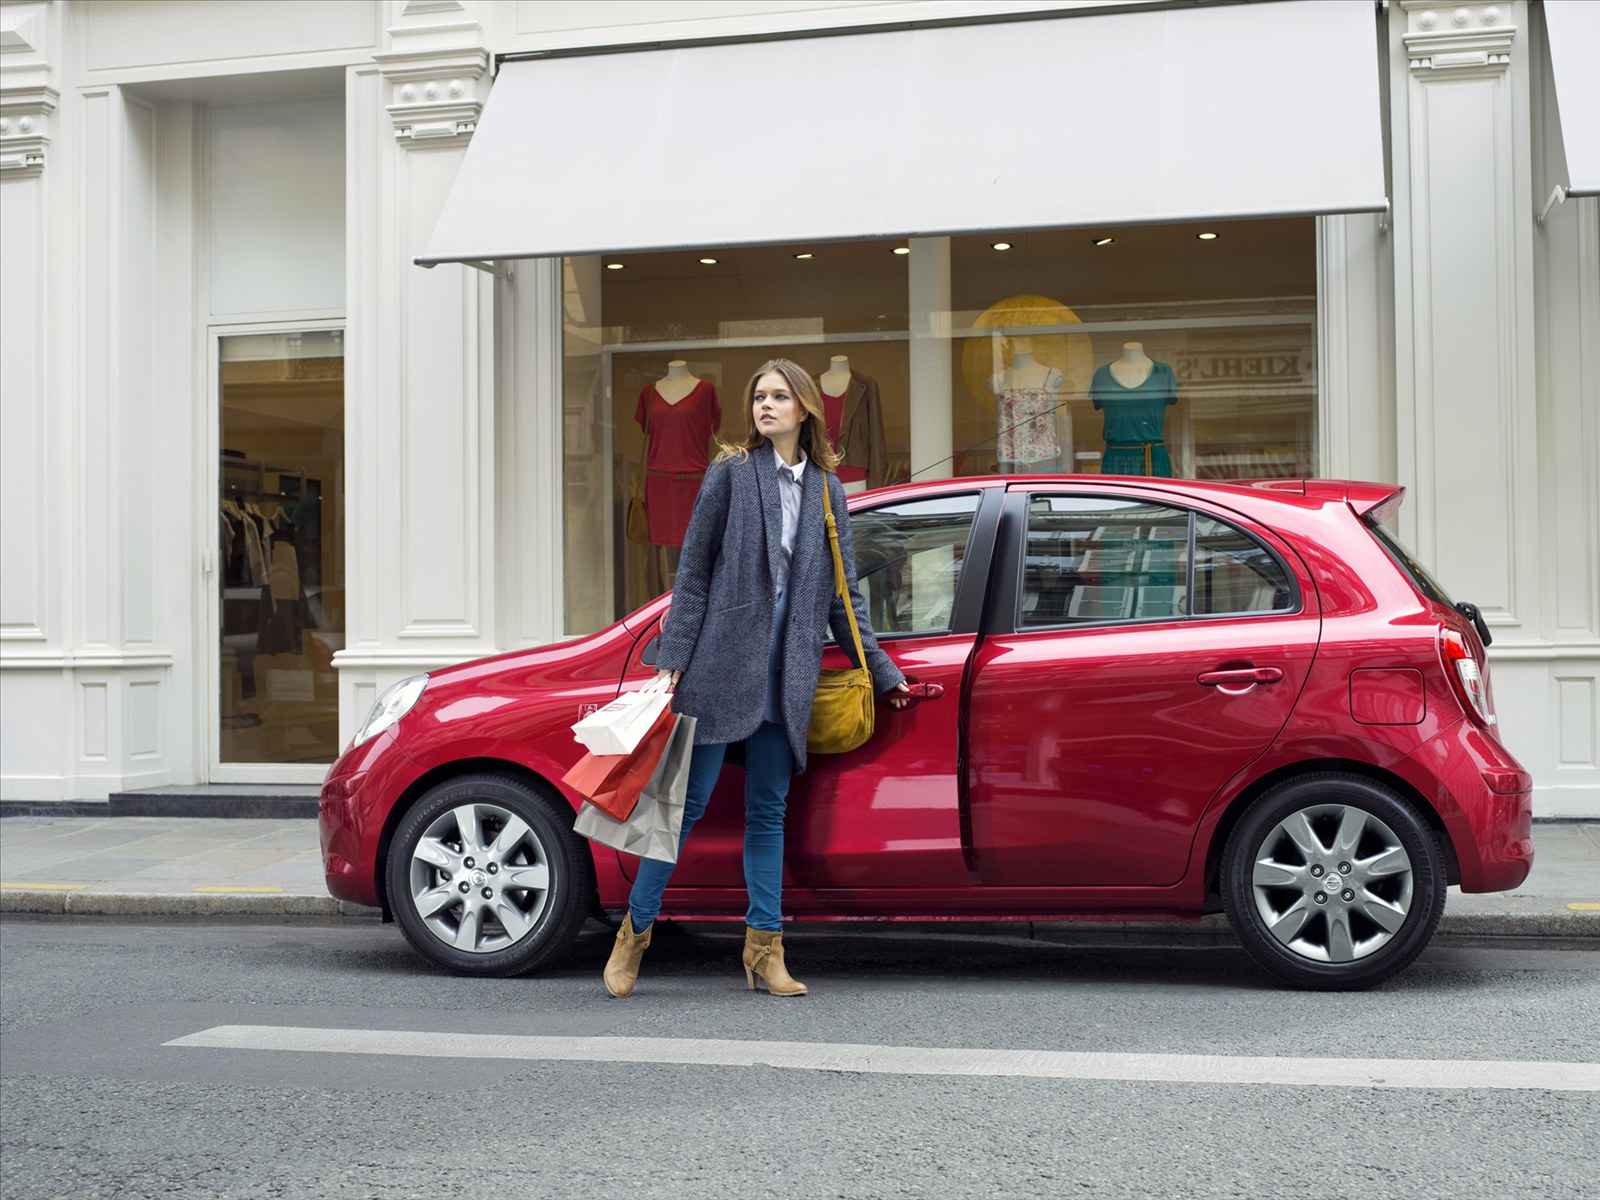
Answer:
[{"left": 318, "top": 728, "right": 425, "bottom": 908}]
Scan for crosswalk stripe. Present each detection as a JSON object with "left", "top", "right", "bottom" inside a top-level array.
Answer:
[{"left": 164, "top": 1025, "right": 1600, "bottom": 1092}]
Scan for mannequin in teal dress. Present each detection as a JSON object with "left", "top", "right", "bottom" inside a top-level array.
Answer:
[{"left": 1089, "top": 342, "right": 1178, "bottom": 477}]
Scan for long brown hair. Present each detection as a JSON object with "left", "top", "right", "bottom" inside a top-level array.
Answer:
[{"left": 714, "top": 358, "right": 841, "bottom": 471}]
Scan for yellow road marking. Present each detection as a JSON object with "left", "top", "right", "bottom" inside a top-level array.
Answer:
[
  {"left": 1, "top": 882, "right": 87, "bottom": 891},
  {"left": 192, "top": 886, "right": 285, "bottom": 894},
  {"left": 1568, "top": 903, "right": 1600, "bottom": 912}
]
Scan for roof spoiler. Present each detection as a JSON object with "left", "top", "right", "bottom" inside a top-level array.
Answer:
[{"left": 1296, "top": 481, "right": 1406, "bottom": 524}]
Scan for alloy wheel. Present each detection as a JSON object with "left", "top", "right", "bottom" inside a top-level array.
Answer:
[
  {"left": 406, "top": 801, "right": 553, "bottom": 954},
  {"left": 1249, "top": 802, "right": 1415, "bottom": 963}
]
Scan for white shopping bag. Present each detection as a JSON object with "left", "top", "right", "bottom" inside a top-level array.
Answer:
[{"left": 571, "top": 677, "right": 673, "bottom": 756}]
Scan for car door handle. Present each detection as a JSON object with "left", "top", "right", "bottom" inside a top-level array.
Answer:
[
  {"left": 890, "top": 681, "right": 945, "bottom": 706},
  {"left": 1197, "top": 667, "right": 1285, "bottom": 687}
]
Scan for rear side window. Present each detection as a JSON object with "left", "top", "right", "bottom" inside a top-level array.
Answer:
[
  {"left": 1022, "top": 496, "right": 1296, "bottom": 628},
  {"left": 1193, "top": 515, "right": 1297, "bottom": 615},
  {"left": 1365, "top": 519, "right": 1455, "bottom": 607}
]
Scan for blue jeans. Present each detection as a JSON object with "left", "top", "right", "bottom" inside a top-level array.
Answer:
[{"left": 627, "top": 720, "right": 795, "bottom": 932}]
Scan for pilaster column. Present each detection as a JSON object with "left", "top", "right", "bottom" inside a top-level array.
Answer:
[
  {"left": 337, "top": 3, "right": 498, "bottom": 737},
  {"left": 0, "top": 0, "right": 64, "bottom": 796},
  {"left": 1392, "top": 1, "right": 1538, "bottom": 637}
]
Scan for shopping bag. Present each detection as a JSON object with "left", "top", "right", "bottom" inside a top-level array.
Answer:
[
  {"left": 573, "top": 714, "right": 697, "bottom": 863},
  {"left": 560, "top": 705, "right": 675, "bottom": 821},
  {"left": 571, "top": 678, "right": 673, "bottom": 755}
]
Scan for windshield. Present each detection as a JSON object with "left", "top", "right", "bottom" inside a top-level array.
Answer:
[{"left": 1364, "top": 518, "right": 1455, "bottom": 607}]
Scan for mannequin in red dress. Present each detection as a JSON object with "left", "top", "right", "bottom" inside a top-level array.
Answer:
[{"left": 635, "top": 360, "right": 721, "bottom": 587}]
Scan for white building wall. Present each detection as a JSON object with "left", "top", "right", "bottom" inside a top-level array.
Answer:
[{"left": 1, "top": 0, "right": 1594, "bottom": 815}]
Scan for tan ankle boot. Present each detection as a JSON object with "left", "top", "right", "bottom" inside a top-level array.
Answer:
[
  {"left": 742, "top": 927, "right": 808, "bottom": 996},
  {"left": 603, "top": 915, "right": 652, "bottom": 997}
]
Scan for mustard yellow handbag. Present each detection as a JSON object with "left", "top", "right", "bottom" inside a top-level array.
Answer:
[{"left": 807, "top": 480, "right": 876, "bottom": 755}]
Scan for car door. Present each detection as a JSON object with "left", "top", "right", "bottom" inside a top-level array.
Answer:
[
  {"left": 622, "top": 486, "right": 1002, "bottom": 900},
  {"left": 965, "top": 485, "right": 1321, "bottom": 887}
]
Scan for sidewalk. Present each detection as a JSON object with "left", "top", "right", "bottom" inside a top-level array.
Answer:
[{"left": 1, "top": 815, "right": 1596, "bottom": 937}]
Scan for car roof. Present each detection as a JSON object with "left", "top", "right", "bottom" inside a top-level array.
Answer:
[{"left": 849, "top": 475, "right": 1402, "bottom": 522}]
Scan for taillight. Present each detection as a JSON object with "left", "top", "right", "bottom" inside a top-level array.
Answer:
[{"left": 1441, "top": 629, "right": 1495, "bottom": 726}]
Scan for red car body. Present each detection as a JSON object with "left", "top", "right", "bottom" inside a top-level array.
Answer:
[{"left": 320, "top": 476, "right": 1532, "bottom": 987}]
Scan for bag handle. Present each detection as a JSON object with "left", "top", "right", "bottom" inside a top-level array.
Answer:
[{"left": 820, "top": 477, "right": 868, "bottom": 673}]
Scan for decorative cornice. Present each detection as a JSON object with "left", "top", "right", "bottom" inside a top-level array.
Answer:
[
  {"left": 375, "top": 48, "right": 489, "bottom": 147},
  {"left": 0, "top": 84, "right": 56, "bottom": 177},
  {"left": 1403, "top": 2, "right": 1516, "bottom": 76}
]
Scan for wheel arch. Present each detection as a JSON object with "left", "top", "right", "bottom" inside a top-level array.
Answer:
[
  {"left": 374, "top": 756, "right": 595, "bottom": 921},
  {"left": 1201, "top": 758, "right": 1462, "bottom": 902}
]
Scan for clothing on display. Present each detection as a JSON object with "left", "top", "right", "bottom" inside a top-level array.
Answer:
[
  {"left": 813, "top": 368, "right": 887, "bottom": 488},
  {"left": 990, "top": 366, "right": 1065, "bottom": 469},
  {"left": 635, "top": 379, "right": 721, "bottom": 547},
  {"left": 1090, "top": 359, "right": 1179, "bottom": 477}
]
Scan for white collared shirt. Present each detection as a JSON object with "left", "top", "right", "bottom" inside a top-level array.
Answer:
[{"left": 771, "top": 444, "right": 807, "bottom": 597}]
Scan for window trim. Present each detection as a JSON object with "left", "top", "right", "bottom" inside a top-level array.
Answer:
[{"left": 1005, "top": 490, "right": 1304, "bottom": 635}]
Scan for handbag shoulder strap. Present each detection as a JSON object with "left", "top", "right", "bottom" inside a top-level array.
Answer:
[
  {"left": 820, "top": 476, "right": 868, "bottom": 669},
  {"left": 637, "top": 389, "right": 652, "bottom": 475}
]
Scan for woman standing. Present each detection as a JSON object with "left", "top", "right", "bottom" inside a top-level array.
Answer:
[{"left": 603, "top": 358, "right": 910, "bottom": 998}]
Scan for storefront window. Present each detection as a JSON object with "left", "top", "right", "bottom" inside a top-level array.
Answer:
[{"left": 561, "top": 219, "right": 1315, "bottom": 635}]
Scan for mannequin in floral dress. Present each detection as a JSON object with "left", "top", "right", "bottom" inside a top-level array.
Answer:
[{"left": 988, "top": 340, "right": 1066, "bottom": 473}]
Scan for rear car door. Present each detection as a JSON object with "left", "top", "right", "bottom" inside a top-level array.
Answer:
[{"left": 965, "top": 485, "right": 1321, "bottom": 887}]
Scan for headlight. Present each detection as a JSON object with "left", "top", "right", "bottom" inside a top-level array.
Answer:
[{"left": 351, "top": 675, "right": 429, "bottom": 748}]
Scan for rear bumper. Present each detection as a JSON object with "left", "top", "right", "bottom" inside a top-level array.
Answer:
[{"left": 1395, "top": 720, "right": 1533, "bottom": 893}]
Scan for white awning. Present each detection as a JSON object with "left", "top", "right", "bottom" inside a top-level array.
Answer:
[
  {"left": 419, "top": 0, "right": 1386, "bottom": 265},
  {"left": 1544, "top": 0, "right": 1600, "bottom": 196}
]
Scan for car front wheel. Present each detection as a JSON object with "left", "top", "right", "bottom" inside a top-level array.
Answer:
[
  {"left": 1221, "top": 774, "right": 1446, "bottom": 990},
  {"left": 386, "top": 773, "right": 594, "bottom": 976}
]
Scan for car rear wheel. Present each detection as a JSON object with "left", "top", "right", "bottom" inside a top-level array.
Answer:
[
  {"left": 386, "top": 773, "right": 594, "bottom": 976},
  {"left": 1221, "top": 774, "right": 1446, "bottom": 990}
]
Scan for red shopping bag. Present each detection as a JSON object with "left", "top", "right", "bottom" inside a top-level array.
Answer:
[{"left": 561, "top": 704, "right": 675, "bottom": 820}]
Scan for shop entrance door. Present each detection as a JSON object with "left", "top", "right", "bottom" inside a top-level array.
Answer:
[{"left": 209, "top": 328, "right": 345, "bottom": 781}]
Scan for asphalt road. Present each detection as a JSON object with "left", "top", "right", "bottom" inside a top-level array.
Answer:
[{"left": 2, "top": 916, "right": 1597, "bottom": 1200}]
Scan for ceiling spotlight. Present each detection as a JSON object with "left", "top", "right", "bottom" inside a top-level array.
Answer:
[
  {"left": 793, "top": 253, "right": 814, "bottom": 260},
  {"left": 1196, "top": 231, "right": 1219, "bottom": 241},
  {"left": 1092, "top": 236, "right": 1116, "bottom": 247},
  {"left": 605, "top": 262, "right": 625, "bottom": 270},
  {"left": 892, "top": 246, "right": 911, "bottom": 256},
  {"left": 991, "top": 242, "right": 1012, "bottom": 251},
  {"left": 698, "top": 257, "right": 719, "bottom": 264}
]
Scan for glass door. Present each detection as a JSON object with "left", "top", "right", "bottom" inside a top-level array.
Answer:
[{"left": 213, "top": 328, "right": 345, "bottom": 776}]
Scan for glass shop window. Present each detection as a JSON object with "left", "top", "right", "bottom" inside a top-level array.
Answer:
[{"left": 561, "top": 218, "right": 1316, "bottom": 635}]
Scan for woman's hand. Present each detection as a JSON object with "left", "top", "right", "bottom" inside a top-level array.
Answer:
[
  {"left": 886, "top": 680, "right": 913, "bottom": 711},
  {"left": 655, "top": 668, "right": 682, "bottom": 692}
]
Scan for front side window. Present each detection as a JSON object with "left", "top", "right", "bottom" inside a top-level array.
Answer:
[
  {"left": 1021, "top": 496, "right": 1293, "bottom": 628},
  {"left": 846, "top": 494, "right": 981, "bottom": 637}
]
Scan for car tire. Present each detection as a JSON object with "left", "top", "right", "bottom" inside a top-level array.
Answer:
[
  {"left": 386, "top": 773, "right": 595, "bottom": 977},
  {"left": 1221, "top": 773, "right": 1446, "bottom": 991}
]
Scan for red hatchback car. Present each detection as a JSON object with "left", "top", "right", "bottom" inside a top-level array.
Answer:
[{"left": 320, "top": 476, "right": 1532, "bottom": 989}]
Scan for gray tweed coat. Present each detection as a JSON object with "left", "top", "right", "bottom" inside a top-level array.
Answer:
[{"left": 656, "top": 443, "right": 904, "bottom": 773}]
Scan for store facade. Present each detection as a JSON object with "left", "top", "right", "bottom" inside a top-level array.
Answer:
[{"left": 1, "top": 0, "right": 1595, "bottom": 816}]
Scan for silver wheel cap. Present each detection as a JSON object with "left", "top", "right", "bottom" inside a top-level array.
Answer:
[
  {"left": 407, "top": 802, "right": 552, "bottom": 954},
  {"left": 1250, "top": 803, "right": 1414, "bottom": 963}
]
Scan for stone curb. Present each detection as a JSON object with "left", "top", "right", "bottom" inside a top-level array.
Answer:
[
  {"left": 2, "top": 890, "right": 1594, "bottom": 938},
  {"left": 0, "top": 890, "right": 379, "bottom": 920}
]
